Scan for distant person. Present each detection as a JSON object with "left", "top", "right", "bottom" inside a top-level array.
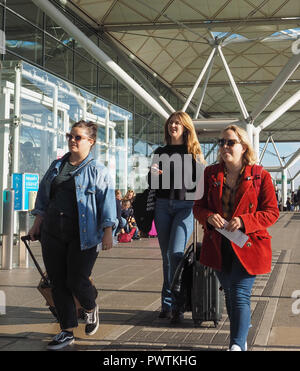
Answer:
[
  {"left": 297, "top": 187, "right": 300, "bottom": 211},
  {"left": 28, "top": 120, "right": 116, "bottom": 350},
  {"left": 121, "top": 199, "right": 140, "bottom": 239},
  {"left": 292, "top": 191, "right": 298, "bottom": 211},
  {"left": 193, "top": 124, "right": 279, "bottom": 351},
  {"left": 124, "top": 189, "right": 135, "bottom": 205},
  {"left": 286, "top": 197, "right": 292, "bottom": 211},
  {"left": 113, "top": 189, "right": 123, "bottom": 238}
]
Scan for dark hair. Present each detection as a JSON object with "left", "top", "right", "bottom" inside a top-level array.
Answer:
[{"left": 71, "top": 120, "right": 97, "bottom": 146}]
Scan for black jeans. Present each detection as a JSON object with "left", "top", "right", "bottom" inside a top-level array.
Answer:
[{"left": 41, "top": 212, "right": 99, "bottom": 330}]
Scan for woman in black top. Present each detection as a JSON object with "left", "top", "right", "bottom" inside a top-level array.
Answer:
[{"left": 149, "top": 111, "right": 205, "bottom": 323}]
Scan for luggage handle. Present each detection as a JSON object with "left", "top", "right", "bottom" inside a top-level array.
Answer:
[
  {"left": 193, "top": 218, "right": 198, "bottom": 254},
  {"left": 21, "top": 235, "right": 50, "bottom": 286}
]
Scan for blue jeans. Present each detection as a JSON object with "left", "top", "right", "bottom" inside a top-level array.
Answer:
[
  {"left": 154, "top": 198, "right": 194, "bottom": 312},
  {"left": 215, "top": 255, "right": 256, "bottom": 351}
]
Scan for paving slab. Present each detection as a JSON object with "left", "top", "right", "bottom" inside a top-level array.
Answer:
[{"left": 0, "top": 212, "right": 299, "bottom": 352}]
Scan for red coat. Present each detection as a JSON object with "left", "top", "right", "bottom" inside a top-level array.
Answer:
[{"left": 193, "top": 163, "right": 279, "bottom": 275}]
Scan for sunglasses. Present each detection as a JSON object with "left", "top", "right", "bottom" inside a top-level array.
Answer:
[
  {"left": 66, "top": 133, "right": 89, "bottom": 142},
  {"left": 218, "top": 138, "right": 241, "bottom": 147}
]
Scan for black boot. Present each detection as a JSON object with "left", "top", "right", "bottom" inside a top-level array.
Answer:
[{"left": 170, "top": 310, "right": 184, "bottom": 324}]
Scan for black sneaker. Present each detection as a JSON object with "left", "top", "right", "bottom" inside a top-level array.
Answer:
[
  {"left": 85, "top": 304, "right": 99, "bottom": 336},
  {"left": 158, "top": 310, "right": 171, "bottom": 319},
  {"left": 47, "top": 331, "right": 74, "bottom": 350},
  {"left": 170, "top": 310, "right": 184, "bottom": 325}
]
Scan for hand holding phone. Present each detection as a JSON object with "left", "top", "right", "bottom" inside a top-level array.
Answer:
[{"left": 151, "top": 163, "right": 163, "bottom": 175}]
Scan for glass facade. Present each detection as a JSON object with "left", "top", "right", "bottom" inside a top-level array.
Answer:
[
  {"left": 0, "top": 0, "right": 171, "bottom": 157},
  {"left": 0, "top": 0, "right": 218, "bottom": 197}
]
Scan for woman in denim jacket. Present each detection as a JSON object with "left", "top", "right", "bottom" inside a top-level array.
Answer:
[{"left": 28, "top": 120, "right": 116, "bottom": 350}]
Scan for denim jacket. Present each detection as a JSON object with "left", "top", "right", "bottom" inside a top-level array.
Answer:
[{"left": 32, "top": 152, "right": 117, "bottom": 251}]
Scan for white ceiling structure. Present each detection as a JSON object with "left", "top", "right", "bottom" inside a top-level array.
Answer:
[{"left": 62, "top": 0, "right": 300, "bottom": 144}]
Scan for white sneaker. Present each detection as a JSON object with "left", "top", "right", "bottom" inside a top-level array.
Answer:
[
  {"left": 229, "top": 344, "right": 242, "bottom": 351},
  {"left": 228, "top": 342, "right": 247, "bottom": 351}
]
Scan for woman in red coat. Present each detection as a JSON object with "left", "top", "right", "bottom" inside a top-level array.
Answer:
[{"left": 193, "top": 125, "right": 279, "bottom": 351}]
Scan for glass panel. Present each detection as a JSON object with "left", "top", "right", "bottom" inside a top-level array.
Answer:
[
  {"left": 118, "top": 82, "right": 134, "bottom": 111},
  {"left": 74, "top": 33, "right": 98, "bottom": 62},
  {"left": 74, "top": 53, "right": 97, "bottom": 93},
  {"left": 44, "top": 35, "right": 73, "bottom": 81},
  {"left": 5, "top": 10, "right": 43, "bottom": 64},
  {"left": 45, "top": 15, "right": 73, "bottom": 45},
  {"left": 6, "top": 0, "right": 44, "bottom": 28},
  {"left": 19, "top": 125, "right": 54, "bottom": 177},
  {"left": 98, "top": 66, "right": 117, "bottom": 103},
  {"left": 0, "top": 60, "right": 132, "bottom": 205},
  {"left": 133, "top": 114, "right": 147, "bottom": 156}
]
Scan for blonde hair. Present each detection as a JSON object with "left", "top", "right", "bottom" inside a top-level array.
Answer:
[
  {"left": 217, "top": 125, "right": 257, "bottom": 166},
  {"left": 164, "top": 111, "right": 205, "bottom": 164},
  {"left": 124, "top": 189, "right": 135, "bottom": 199}
]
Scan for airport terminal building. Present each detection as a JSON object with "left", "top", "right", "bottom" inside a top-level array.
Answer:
[{"left": 0, "top": 0, "right": 300, "bottom": 236}]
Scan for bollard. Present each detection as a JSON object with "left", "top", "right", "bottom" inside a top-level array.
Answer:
[
  {"left": 1, "top": 189, "right": 15, "bottom": 270},
  {"left": 18, "top": 211, "right": 29, "bottom": 268}
]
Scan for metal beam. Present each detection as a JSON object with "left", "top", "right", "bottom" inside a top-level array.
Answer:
[
  {"left": 270, "top": 136, "right": 285, "bottom": 168},
  {"left": 100, "top": 17, "right": 300, "bottom": 32},
  {"left": 32, "top": 0, "right": 170, "bottom": 120},
  {"left": 259, "top": 136, "right": 270, "bottom": 164},
  {"left": 251, "top": 52, "right": 300, "bottom": 121},
  {"left": 258, "top": 90, "right": 300, "bottom": 131},
  {"left": 194, "top": 52, "right": 216, "bottom": 119},
  {"left": 264, "top": 166, "right": 283, "bottom": 172},
  {"left": 218, "top": 46, "right": 250, "bottom": 121},
  {"left": 182, "top": 47, "right": 216, "bottom": 112},
  {"left": 173, "top": 79, "right": 300, "bottom": 88},
  {"left": 284, "top": 148, "right": 300, "bottom": 170},
  {"left": 291, "top": 169, "right": 300, "bottom": 181}
]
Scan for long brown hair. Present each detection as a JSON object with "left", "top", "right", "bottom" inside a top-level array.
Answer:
[{"left": 164, "top": 111, "right": 205, "bottom": 163}]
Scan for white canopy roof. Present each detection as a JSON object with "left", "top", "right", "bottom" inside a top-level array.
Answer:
[{"left": 66, "top": 0, "right": 300, "bottom": 142}]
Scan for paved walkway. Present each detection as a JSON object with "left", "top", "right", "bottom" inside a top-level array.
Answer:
[{"left": 0, "top": 212, "right": 300, "bottom": 351}]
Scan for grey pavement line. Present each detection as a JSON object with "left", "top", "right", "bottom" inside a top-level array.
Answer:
[
  {"left": 253, "top": 249, "right": 291, "bottom": 348},
  {"left": 99, "top": 267, "right": 162, "bottom": 301},
  {"left": 102, "top": 297, "right": 161, "bottom": 341}
]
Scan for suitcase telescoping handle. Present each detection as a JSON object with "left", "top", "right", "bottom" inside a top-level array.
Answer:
[
  {"left": 21, "top": 235, "right": 50, "bottom": 285},
  {"left": 193, "top": 218, "right": 198, "bottom": 255}
]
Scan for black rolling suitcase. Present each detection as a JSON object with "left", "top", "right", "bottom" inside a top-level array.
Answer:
[
  {"left": 21, "top": 235, "right": 97, "bottom": 320},
  {"left": 171, "top": 219, "right": 224, "bottom": 327}
]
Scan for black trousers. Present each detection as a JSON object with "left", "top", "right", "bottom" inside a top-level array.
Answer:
[{"left": 41, "top": 212, "right": 99, "bottom": 330}]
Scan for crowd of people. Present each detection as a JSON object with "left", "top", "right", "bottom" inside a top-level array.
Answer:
[
  {"left": 287, "top": 189, "right": 300, "bottom": 211},
  {"left": 114, "top": 189, "right": 141, "bottom": 241}
]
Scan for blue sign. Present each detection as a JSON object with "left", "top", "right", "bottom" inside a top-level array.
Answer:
[
  {"left": 12, "top": 173, "right": 39, "bottom": 211},
  {"left": 12, "top": 173, "right": 23, "bottom": 211}
]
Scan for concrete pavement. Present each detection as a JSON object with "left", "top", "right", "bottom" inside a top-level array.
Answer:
[{"left": 0, "top": 212, "right": 300, "bottom": 351}]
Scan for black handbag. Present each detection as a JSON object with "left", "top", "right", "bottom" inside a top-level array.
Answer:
[{"left": 132, "top": 188, "right": 156, "bottom": 234}]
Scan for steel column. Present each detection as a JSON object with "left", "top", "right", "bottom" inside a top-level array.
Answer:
[
  {"left": 182, "top": 47, "right": 216, "bottom": 112},
  {"left": 218, "top": 46, "right": 249, "bottom": 120}
]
